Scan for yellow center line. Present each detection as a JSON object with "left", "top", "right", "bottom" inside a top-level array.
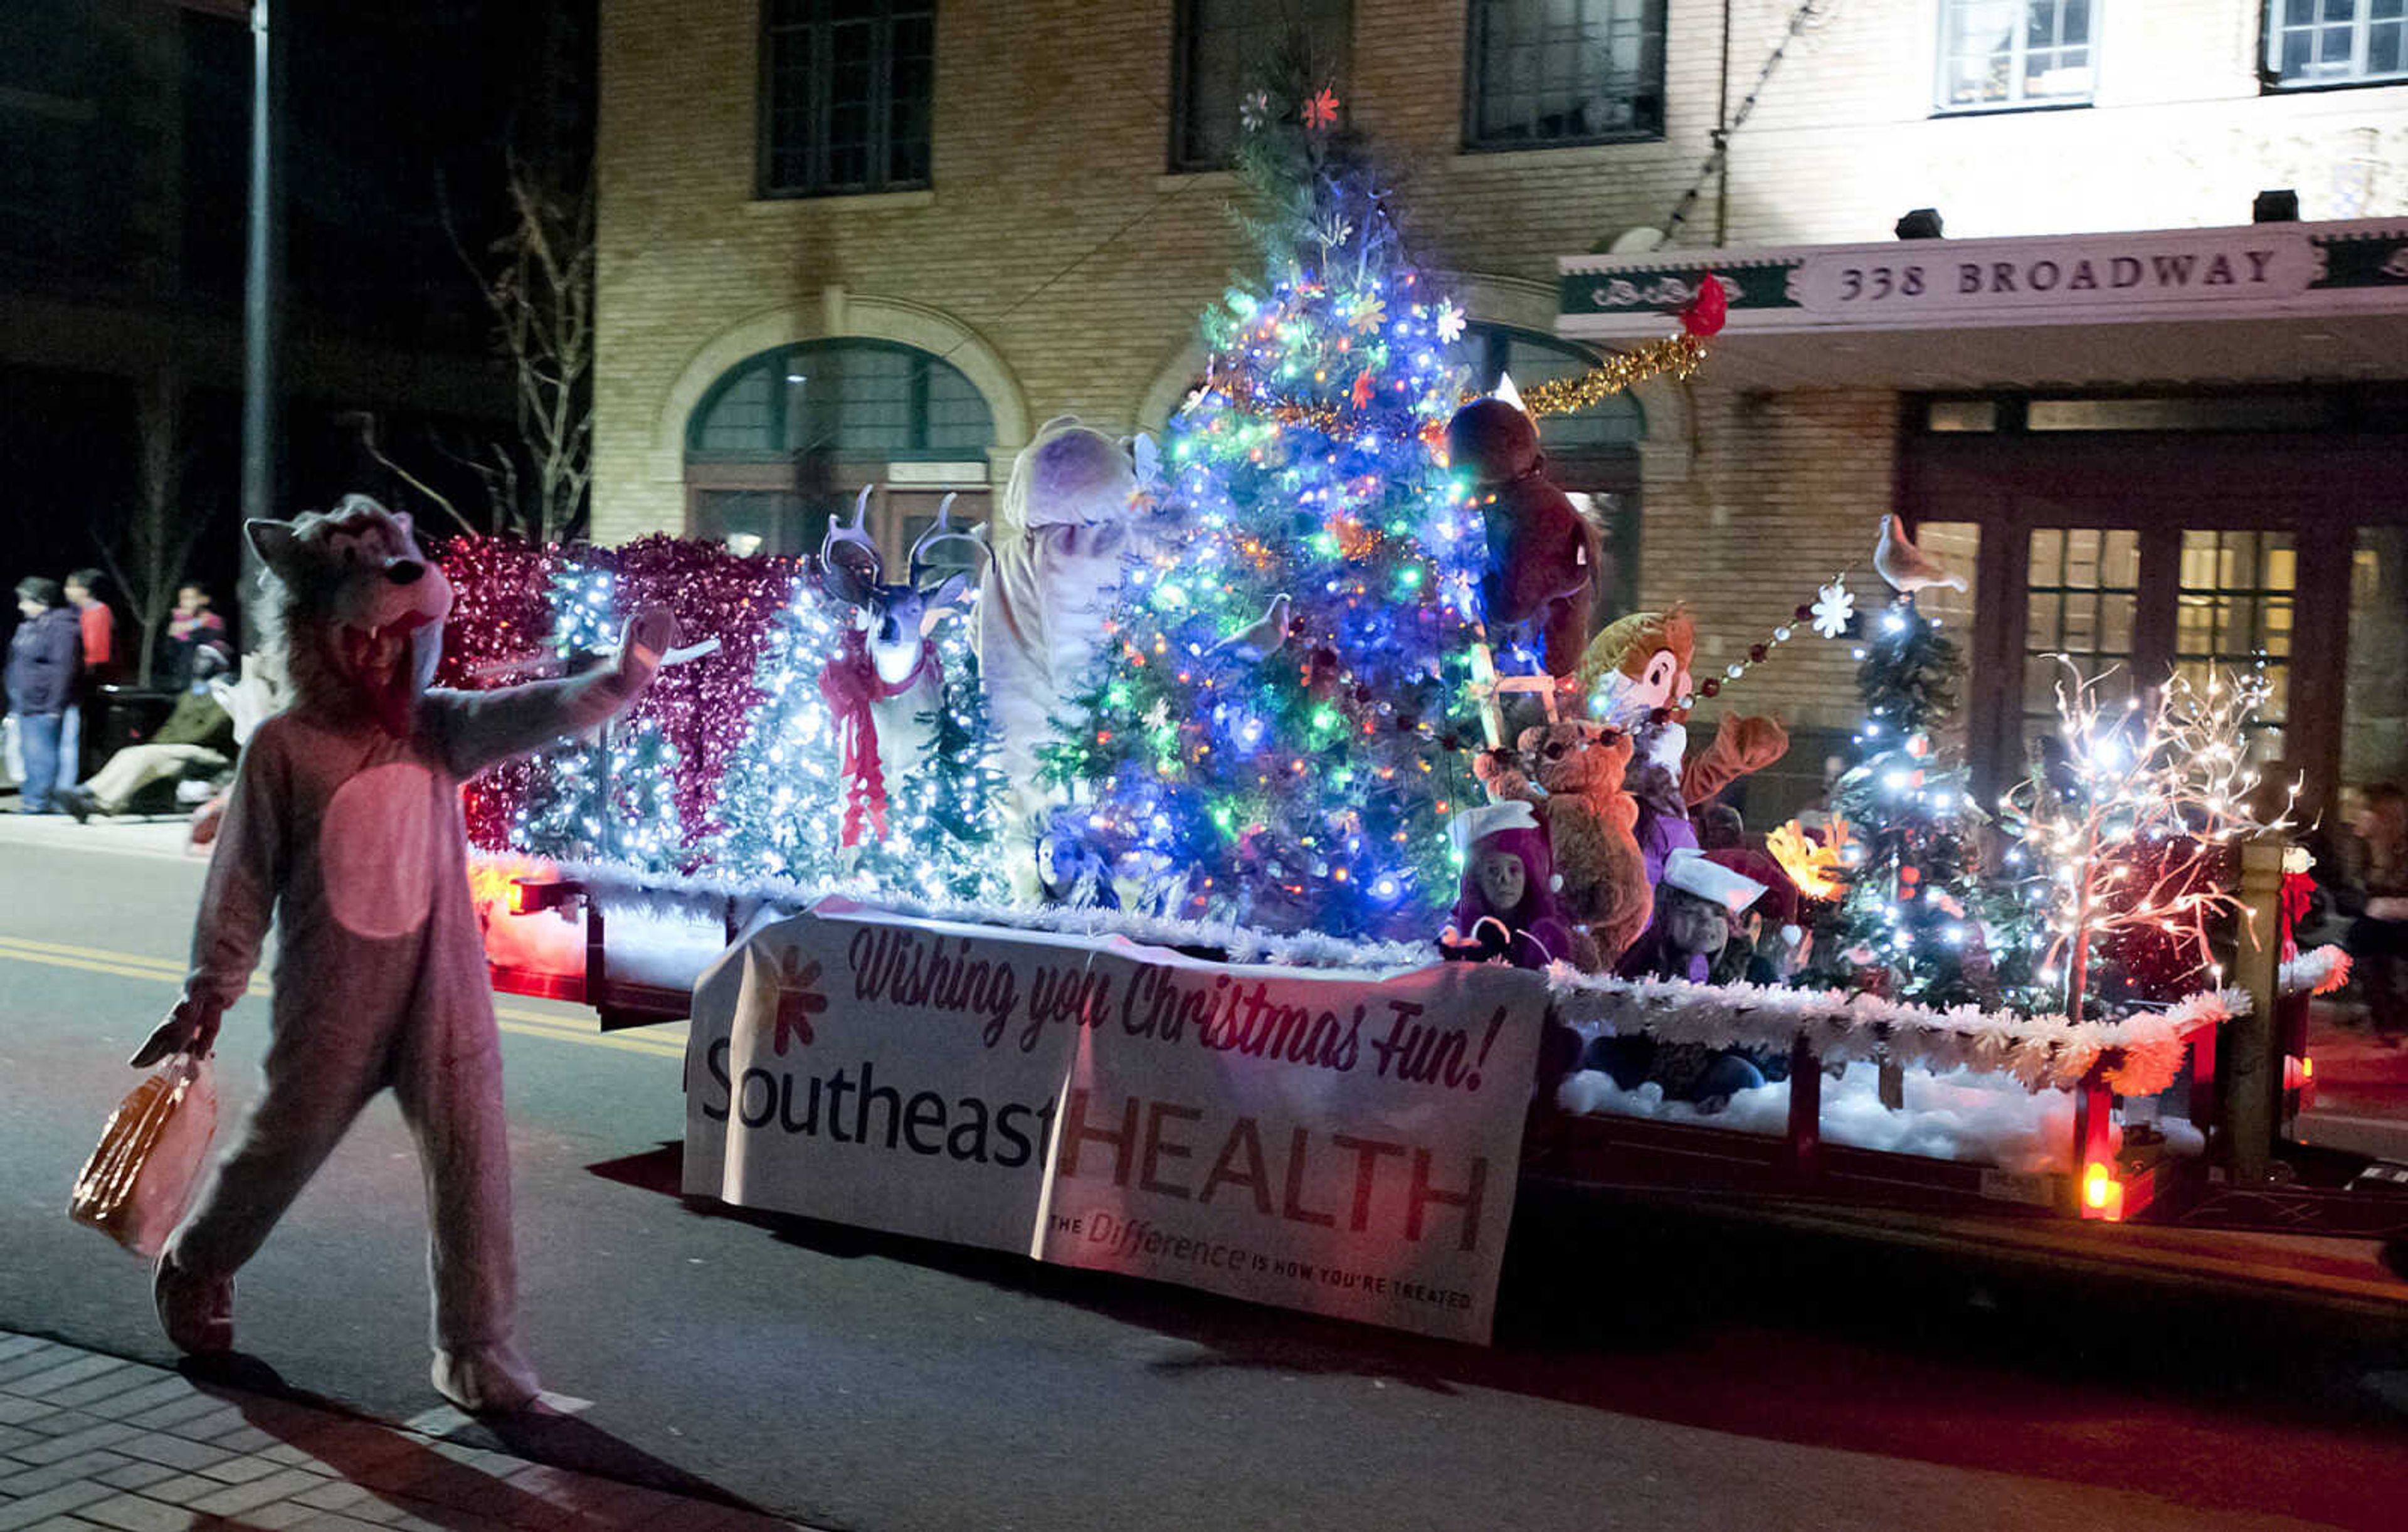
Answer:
[
  {"left": 0, "top": 935, "right": 687, "bottom": 1059},
  {"left": 0, "top": 934, "right": 188, "bottom": 969}
]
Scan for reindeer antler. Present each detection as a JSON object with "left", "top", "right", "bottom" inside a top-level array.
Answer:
[
  {"left": 907, "top": 492, "right": 988, "bottom": 588},
  {"left": 818, "top": 485, "right": 884, "bottom": 609}
]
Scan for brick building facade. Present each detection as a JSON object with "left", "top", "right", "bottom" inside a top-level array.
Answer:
[{"left": 594, "top": 0, "right": 2408, "bottom": 822}]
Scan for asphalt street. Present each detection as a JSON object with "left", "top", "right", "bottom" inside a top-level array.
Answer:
[{"left": 4, "top": 825, "right": 2408, "bottom": 1532}]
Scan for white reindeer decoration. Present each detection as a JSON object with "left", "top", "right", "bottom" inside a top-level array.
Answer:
[{"left": 816, "top": 487, "right": 985, "bottom": 846}]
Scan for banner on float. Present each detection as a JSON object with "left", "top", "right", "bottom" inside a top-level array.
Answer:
[
  {"left": 684, "top": 900, "right": 1113, "bottom": 1252},
  {"left": 1034, "top": 949, "right": 1544, "bottom": 1344},
  {"left": 683, "top": 900, "right": 1547, "bottom": 1341}
]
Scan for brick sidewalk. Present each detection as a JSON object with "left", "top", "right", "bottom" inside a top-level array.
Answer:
[{"left": 0, "top": 1333, "right": 810, "bottom": 1532}]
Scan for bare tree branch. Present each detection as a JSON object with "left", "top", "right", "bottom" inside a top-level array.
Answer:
[{"left": 348, "top": 413, "right": 481, "bottom": 536}]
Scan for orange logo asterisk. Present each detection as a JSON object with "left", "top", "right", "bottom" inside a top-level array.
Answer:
[{"left": 771, "top": 949, "right": 828, "bottom": 1054}]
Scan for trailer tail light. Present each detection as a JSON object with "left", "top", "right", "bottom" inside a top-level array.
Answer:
[
  {"left": 2081, "top": 1161, "right": 2124, "bottom": 1222},
  {"left": 510, "top": 878, "right": 579, "bottom": 916}
]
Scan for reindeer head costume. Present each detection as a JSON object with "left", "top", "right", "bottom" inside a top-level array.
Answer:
[{"left": 816, "top": 487, "right": 986, "bottom": 844}]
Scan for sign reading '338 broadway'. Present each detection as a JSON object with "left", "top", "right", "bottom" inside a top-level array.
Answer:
[{"left": 1559, "top": 219, "right": 2408, "bottom": 337}]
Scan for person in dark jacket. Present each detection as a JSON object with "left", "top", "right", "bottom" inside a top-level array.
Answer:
[
  {"left": 60, "top": 568, "right": 115, "bottom": 782},
  {"left": 8, "top": 576, "right": 85, "bottom": 813}
]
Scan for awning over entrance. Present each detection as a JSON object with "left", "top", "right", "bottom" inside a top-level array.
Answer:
[{"left": 1558, "top": 219, "right": 2408, "bottom": 392}]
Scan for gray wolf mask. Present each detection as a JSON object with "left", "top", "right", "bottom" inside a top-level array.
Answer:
[{"left": 248, "top": 495, "right": 455, "bottom": 737}]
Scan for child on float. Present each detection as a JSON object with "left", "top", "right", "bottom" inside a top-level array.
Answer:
[
  {"left": 1439, "top": 800, "right": 1575, "bottom": 971},
  {"left": 1588, "top": 848, "right": 1777, "bottom": 1111}
]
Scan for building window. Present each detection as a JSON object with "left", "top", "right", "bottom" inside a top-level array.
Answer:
[
  {"left": 1935, "top": 0, "right": 2096, "bottom": 112},
  {"left": 2174, "top": 530, "right": 2293, "bottom": 756},
  {"left": 688, "top": 340, "right": 990, "bottom": 461},
  {"left": 685, "top": 339, "right": 994, "bottom": 557},
  {"left": 2267, "top": 0, "right": 2408, "bottom": 88},
  {"left": 1464, "top": 323, "right": 1644, "bottom": 616},
  {"left": 1464, "top": 0, "right": 1666, "bottom": 149},
  {"left": 1466, "top": 324, "right": 1645, "bottom": 452},
  {"left": 759, "top": 0, "right": 934, "bottom": 198},
  {"left": 1170, "top": 0, "right": 1350, "bottom": 173},
  {"left": 2020, "top": 527, "right": 2141, "bottom": 735}
]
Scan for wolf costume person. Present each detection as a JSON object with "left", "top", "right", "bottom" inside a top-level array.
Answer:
[{"left": 131, "top": 495, "right": 677, "bottom": 1413}]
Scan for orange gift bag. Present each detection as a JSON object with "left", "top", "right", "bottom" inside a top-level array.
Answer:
[{"left": 68, "top": 1054, "right": 219, "bottom": 1258}]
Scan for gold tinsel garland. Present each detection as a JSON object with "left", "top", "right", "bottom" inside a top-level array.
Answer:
[
  {"left": 1511, "top": 332, "right": 1708, "bottom": 417},
  {"left": 1195, "top": 330, "right": 1708, "bottom": 431}
]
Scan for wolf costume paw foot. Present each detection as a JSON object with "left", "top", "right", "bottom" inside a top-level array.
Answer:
[
  {"left": 152, "top": 1251, "right": 233, "bottom": 1356},
  {"left": 431, "top": 1343, "right": 541, "bottom": 1415}
]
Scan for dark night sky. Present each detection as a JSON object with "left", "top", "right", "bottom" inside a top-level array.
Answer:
[{"left": 1, "top": 0, "right": 589, "bottom": 660}]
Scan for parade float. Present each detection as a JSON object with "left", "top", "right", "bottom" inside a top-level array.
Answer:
[{"left": 442, "top": 83, "right": 2403, "bottom": 1341}]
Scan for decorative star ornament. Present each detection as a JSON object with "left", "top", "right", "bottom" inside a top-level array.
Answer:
[
  {"left": 1811, "top": 578, "right": 1856, "bottom": 640},
  {"left": 1349, "top": 295, "right": 1386, "bottom": 332},
  {"left": 1238, "top": 89, "right": 1271, "bottom": 132},
  {"left": 1350, "top": 369, "right": 1375, "bottom": 410},
  {"left": 1302, "top": 87, "right": 1341, "bottom": 130},
  {"left": 1434, "top": 300, "right": 1466, "bottom": 344}
]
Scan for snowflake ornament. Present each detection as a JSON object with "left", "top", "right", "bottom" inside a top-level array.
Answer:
[
  {"left": 1811, "top": 578, "right": 1856, "bottom": 640},
  {"left": 1434, "top": 300, "right": 1466, "bottom": 344},
  {"left": 1350, "top": 369, "right": 1375, "bottom": 409},
  {"left": 1349, "top": 296, "right": 1386, "bottom": 332},
  {"left": 1239, "top": 89, "right": 1271, "bottom": 132},
  {"left": 1302, "top": 87, "right": 1341, "bottom": 130},
  {"left": 1144, "top": 698, "right": 1171, "bottom": 731}
]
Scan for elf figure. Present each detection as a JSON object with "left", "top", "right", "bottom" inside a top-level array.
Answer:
[{"left": 1438, "top": 800, "right": 1576, "bottom": 971}]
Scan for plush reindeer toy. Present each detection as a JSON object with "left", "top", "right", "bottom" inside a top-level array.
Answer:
[{"left": 815, "top": 487, "right": 985, "bottom": 847}]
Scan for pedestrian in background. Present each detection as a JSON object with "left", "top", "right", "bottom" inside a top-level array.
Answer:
[
  {"left": 2337, "top": 782, "right": 2408, "bottom": 1045},
  {"left": 7, "top": 576, "right": 85, "bottom": 813},
  {"left": 61, "top": 568, "right": 115, "bottom": 783},
  {"left": 166, "top": 583, "right": 228, "bottom": 691}
]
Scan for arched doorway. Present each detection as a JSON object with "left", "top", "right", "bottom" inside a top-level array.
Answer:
[{"left": 684, "top": 338, "right": 996, "bottom": 569}]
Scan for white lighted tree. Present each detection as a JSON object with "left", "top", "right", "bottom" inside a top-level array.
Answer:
[{"left": 1999, "top": 660, "right": 2296, "bottom": 1019}]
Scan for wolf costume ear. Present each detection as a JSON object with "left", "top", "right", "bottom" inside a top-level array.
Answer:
[{"left": 246, "top": 518, "right": 301, "bottom": 576}]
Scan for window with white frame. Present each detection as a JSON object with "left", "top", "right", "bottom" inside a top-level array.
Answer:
[
  {"left": 2267, "top": 0, "right": 2407, "bottom": 87},
  {"left": 1463, "top": 0, "right": 1667, "bottom": 149},
  {"left": 1935, "top": 0, "right": 2095, "bottom": 112}
]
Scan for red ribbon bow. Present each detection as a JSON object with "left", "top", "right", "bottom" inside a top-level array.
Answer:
[
  {"left": 818, "top": 627, "right": 938, "bottom": 848},
  {"left": 2279, "top": 869, "right": 2316, "bottom": 962}
]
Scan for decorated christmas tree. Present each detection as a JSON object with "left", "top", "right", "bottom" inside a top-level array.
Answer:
[
  {"left": 1042, "top": 70, "right": 1492, "bottom": 938},
  {"left": 708, "top": 573, "right": 1011, "bottom": 905},
  {"left": 1824, "top": 588, "right": 2002, "bottom": 1006},
  {"left": 500, "top": 553, "right": 692, "bottom": 872}
]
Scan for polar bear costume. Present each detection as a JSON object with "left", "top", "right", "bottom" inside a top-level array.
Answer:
[
  {"left": 979, "top": 418, "right": 1150, "bottom": 897},
  {"left": 137, "top": 495, "right": 672, "bottom": 1413}
]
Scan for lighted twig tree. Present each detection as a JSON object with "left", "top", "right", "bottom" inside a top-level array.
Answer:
[{"left": 1999, "top": 660, "right": 2296, "bottom": 1018}]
